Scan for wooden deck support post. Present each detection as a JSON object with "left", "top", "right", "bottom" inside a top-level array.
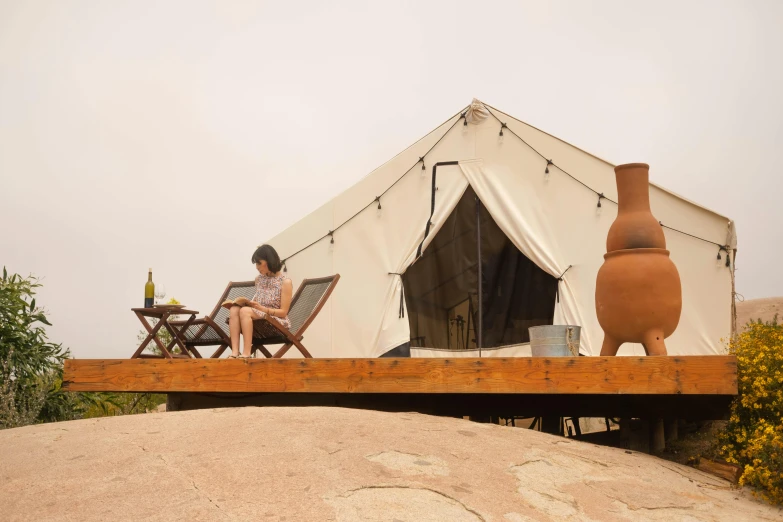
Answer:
[
  {"left": 541, "top": 417, "right": 562, "bottom": 435},
  {"left": 166, "top": 393, "right": 183, "bottom": 412},
  {"left": 619, "top": 418, "right": 630, "bottom": 448},
  {"left": 651, "top": 418, "right": 666, "bottom": 453},
  {"left": 620, "top": 418, "right": 652, "bottom": 453},
  {"left": 664, "top": 418, "right": 679, "bottom": 443}
]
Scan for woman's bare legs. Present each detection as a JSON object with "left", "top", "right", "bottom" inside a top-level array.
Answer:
[
  {"left": 229, "top": 305, "right": 242, "bottom": 356},
  {"left": 239, "top": 306, "right": 256, "bottom": 357}
]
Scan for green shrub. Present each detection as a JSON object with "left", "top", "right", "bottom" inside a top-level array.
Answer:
[
  {"left": 720, "top": 317, "right": 783, "bottom": 504},
  {"left": 0, "top": 268, "right": 74, "bottom": 428},
  {"left": 80, "top": 392, "right": 167, "bottom": 418}
]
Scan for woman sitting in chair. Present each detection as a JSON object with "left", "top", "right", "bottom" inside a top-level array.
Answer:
[{"left": 228, "top": 244, "right": 293, "bottom": 358}]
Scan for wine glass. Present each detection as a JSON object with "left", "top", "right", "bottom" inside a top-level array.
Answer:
[{"left": 154, "top": 284, "right": 166, "bottom": 306}]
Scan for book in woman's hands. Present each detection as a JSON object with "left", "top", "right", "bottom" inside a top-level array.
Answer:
[{"left": 221, "top": 296, "right": 251, "bottom": 309}]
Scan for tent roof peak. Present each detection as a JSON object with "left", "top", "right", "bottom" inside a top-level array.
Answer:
[{"left": 464, "top": 98, "right": 490, "bottom": 125}]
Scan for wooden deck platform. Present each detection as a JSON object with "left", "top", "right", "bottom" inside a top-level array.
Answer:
[{"left": 63, "top": 356, "right": 737, "bottom": 419}]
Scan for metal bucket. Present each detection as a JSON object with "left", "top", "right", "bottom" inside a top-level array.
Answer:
[{"left": 528, "top": 325, "right": 581, "bottom": 357}]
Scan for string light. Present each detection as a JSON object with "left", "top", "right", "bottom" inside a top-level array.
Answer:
[
  {"left": 279, "top": 105, "right": 734, "bottom": 272},
  {"left": 716, "top": 247, "right": 725, "bottom": 267}
]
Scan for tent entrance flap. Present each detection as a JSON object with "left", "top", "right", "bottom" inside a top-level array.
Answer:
[{"left": 402, "top": 186, "right": 558, "bottom": 350}]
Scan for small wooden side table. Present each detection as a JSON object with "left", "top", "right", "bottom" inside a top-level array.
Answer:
[{"left": 131, "top": 306, "right": 199, "bottom": 359}]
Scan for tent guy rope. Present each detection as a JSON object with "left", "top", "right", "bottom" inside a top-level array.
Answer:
[
  {"left": 483, "top": 106, "right": 731, "bottom": 254},
  {"left": 278, "top": 103, "right": 732, "bottom": 273},
  {"left": 279, "top": 104, "right": 469, "bottom": 272}
]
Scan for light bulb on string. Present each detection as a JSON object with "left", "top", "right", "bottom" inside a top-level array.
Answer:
[
  {"left": 462, "top": 112, "right": 468, "bottom": 133},
  {"left": 328, "top": 232, "right": 334, "bottom": 252},
  {"left": 725, "top": 250, "right": 731, "bottom": 268},
  {"left": 420, "top": 157, "right": 426, "bottom": 178},
  {"left": 596, "top": 193, "right": 604, "bottom": 215},
  {"left": 376, "top": 196, "right": 382, "bottom": 218},
  {"left": 282, "top": 260, "right": 287, "bottom": 273},
  {"left": 716, "top": 248, "right": 723, "bottom": 267},
  {"left": 544, "top": 159, "right": 553, "bottom": 180},
  {"left": 498, "top": 123, "right": 506, "bottom": 144}
]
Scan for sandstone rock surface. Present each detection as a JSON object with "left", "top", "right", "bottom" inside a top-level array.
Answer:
[{"left": 1, "top": 407, "right": 780, "bottom": 521}]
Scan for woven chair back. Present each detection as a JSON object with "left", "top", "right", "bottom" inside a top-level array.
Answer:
[{"left": 288, "top": 277, "right": 336, "bottom": 334}]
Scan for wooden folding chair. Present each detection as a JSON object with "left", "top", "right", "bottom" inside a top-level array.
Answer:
[
  {"left": 247, "top": 274, "right": 340, "bottom": 358},
  {"left": 171, "top": 281, "right": 256, "bottom": 358},
  {"left": 174, "top": 275, "right": 340, "bottom": 359}
]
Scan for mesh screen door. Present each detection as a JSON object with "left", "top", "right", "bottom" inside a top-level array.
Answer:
[{"left": 402, "top": 186, "right": 557, "bottom": 350}]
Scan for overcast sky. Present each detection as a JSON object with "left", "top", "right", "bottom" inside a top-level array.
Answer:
[{"left": 1, "top": 0, "right": 781, "bottom": 359}]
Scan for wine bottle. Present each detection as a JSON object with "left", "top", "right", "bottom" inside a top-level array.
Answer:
[{"left": 144, "top": 268, "right": 155, "bottom": 308}]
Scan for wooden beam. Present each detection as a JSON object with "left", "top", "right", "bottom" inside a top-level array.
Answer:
[
  {"left": 693, "top": 458, "right": 742, "bottom": 484},
  {"left": 165, "top": 392, "right": 734, "bottom": 420},
  {"left": 63, "top": 356, "right": 737, "bottom": 395}
]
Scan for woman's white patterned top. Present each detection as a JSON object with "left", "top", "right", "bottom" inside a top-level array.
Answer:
[{"left": 251, "top": 273, "right": 291, "bottom": 329}]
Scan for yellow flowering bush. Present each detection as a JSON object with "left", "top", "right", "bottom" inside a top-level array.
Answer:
[{"left": 719, "top": 317, "right": 783, "bottom": 504}]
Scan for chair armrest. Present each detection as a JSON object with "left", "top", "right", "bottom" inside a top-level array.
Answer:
[
  {"left": 170, "top": 317, "right": 212, "bottom": 342},
  {"left": 170, "top": 318, "right": 207, "bottom": 326}
]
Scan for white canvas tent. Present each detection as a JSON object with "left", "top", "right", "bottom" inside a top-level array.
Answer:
[{"left": 267, "top": 100, "right": 737, "bottom": 358}]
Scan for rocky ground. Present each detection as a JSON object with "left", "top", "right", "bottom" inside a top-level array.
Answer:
[
  {"left": 736, "top": 297, "right": 782, "bottom": 329},
  {"left": 1, "top": 407, "right": 780, "bottom": 521}
]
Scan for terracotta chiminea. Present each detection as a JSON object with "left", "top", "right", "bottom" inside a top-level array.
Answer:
[{"left": 595, "top": 163, "right": 682, "bottom": 356}]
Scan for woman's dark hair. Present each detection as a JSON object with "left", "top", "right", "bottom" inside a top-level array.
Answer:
[{"left": 251, "top": 244, "right": 282, "bottom": 273}]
